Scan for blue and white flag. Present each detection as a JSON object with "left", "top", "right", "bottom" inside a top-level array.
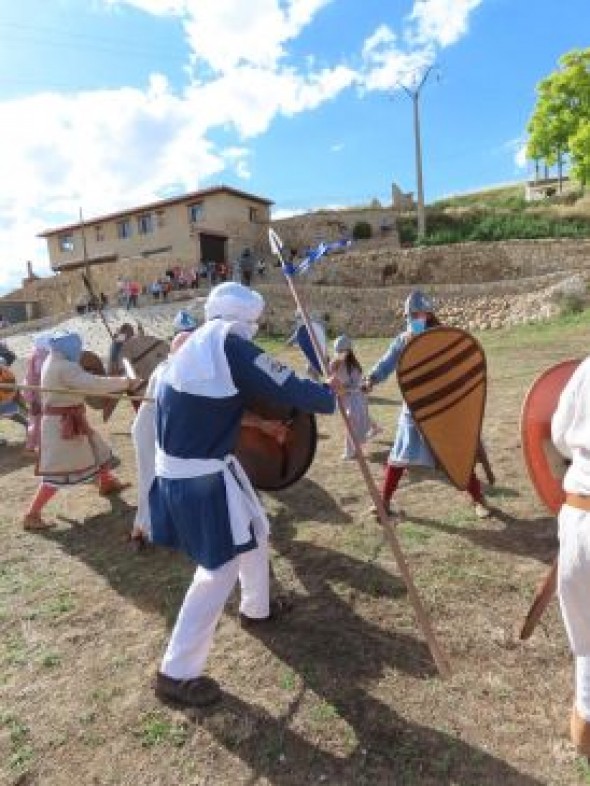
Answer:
[
  {"left": 268, "top": 227, "right": 352, "bottom": 277},
  {"left": 294, "top": 239, "right": 352, "bottom": 276}
]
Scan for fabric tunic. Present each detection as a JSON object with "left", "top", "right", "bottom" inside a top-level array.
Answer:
[
  {"left": 131, "top": 361, "right": 167, "bottom": 537},
  {"left": 329, "top": 360, "right": 371, "bottom": 444},
  {"left": 23, "top": 344, "right": 49, "bottom": 450},
  {"left": 36, "top": 353, "right": 128, "bottom": 485},
  {"left": 150, "top": 323, "right": 336, "bottom": 570},
  {"left": 288, "top": 320, "right": 327, "bottom": 377},
  {"left": 551, "top": 355, "right": 590, "bottom": 654},
  {"left": 368, "top": 331, "right": 435, "bottom": 468}
]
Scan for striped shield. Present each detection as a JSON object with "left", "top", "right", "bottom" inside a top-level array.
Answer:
[{"left": 397, "top": 327, "right": 487, "bottom": 489}]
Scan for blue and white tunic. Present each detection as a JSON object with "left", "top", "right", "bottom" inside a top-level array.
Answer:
[
  {"left": 150, "top": 320, "right": 335, "bottom": 569},
  {"left": 368, "top": 331, "right": 435, "bottom": 468}
]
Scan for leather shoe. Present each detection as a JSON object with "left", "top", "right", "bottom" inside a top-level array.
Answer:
[
  {"left": 239, "top": 597, "right": 293, "bottom": 628},
  {"left": 154, "top": 672, "right": 221, "bottom": 707}
]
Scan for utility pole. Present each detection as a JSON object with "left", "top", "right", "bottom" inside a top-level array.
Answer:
[{"left": 400, "top": 65, "right": 436, "bottom": 240}]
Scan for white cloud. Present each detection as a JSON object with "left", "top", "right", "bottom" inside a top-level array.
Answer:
[
  {"left": 0, "top": 0, "right": 483, "bottom": 294},
  {"left": 106, "top": 0, "right": 333, "bottom": 72},
  {"left": 405, "top": 0, "right": 483, "bottom": 47},
  {"left": 331, "top": 143, "right": 344, "bottom": 152}
]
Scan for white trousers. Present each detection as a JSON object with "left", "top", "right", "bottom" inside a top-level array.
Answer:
[
  {"left": 557, "top": 505, "right": 590, "bottom": 654},
  {"left": 576, "top": 657, "right": 590, "bottom": 722},
  {"left": 160, "top": 536, "right": 270, "bottom": 680}
]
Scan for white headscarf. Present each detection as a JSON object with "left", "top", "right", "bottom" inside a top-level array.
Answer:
[
  {"left": 162, "top": 283, "right": 265, "bottom": 396},
  {"left": 204, "top": 282, "right": 264, "bottom": 328}
]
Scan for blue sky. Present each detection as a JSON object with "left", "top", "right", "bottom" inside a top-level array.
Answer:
[{"left": 0, "top": 0, "right": 588, "bottom": 293}]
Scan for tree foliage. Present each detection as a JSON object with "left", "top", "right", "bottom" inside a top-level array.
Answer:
[{"left": 527, "top": 48, "right": 590, "bottom": 185}]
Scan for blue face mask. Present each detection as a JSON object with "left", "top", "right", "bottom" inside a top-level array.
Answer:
[{"left": 409, "top": 317, "right": 426, "bottom": 334}]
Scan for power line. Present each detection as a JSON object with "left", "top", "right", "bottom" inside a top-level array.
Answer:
[{"left": 0, "top": 21, "right": 185, "bottom": 62}]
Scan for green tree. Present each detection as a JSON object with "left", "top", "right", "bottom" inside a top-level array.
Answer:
[{"left": 526, "top": 48, "right": 590, "bottom": 187}]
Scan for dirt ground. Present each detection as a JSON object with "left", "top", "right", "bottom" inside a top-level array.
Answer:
[{"left": 1, "top": 316, "right": 590, "bottom": 786}]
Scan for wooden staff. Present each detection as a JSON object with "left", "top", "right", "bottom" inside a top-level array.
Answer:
[
  {"left": 268, "top": 229, "right": 452, "bottom": 679},
  {"left": 82, "top": 271, "right": 115, "bottom": 342},
  {"left": 519, "top": 558, "right": 558, "bottom": 640},
  {"left": 0, "top": 382, "right": 152, "bottom": 404}
]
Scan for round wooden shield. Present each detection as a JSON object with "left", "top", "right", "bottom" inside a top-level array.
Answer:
[
  {"left": 520, "top": 359, "right": 580, "bottom": 513},
  {"left": 0, "top": 365, "right": 16, "bottom": 403},
  {"left": 235, "top": 408, "right": 317, "bottom": 491},
  {"left": 79, "top": 350, "right": 107, "bottom": 410},
  {"left": 397, "top": 326, "right": 487, "bottom": 490},
  {"left": 119, "top": 335, "right": 169, "bottom": 394}
]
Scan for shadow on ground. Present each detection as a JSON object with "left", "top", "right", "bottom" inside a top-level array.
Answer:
[{"left": 37, "top": 484, "right": 547, "bottom": 785}]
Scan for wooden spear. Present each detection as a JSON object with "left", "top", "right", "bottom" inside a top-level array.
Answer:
[
  {"left": 0, "top": 382, "right": 152, "bottom": 403},
  {"left": 268, "top": 228, "right": 451, "bottom": 679}
]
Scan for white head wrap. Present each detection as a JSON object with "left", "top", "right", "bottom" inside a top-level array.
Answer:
[
  {"left": 163, "top": 283, "right": 265, "bottom": 396},
  {"left": 205, "top": 282, "right": 264, "bottom": 324}
]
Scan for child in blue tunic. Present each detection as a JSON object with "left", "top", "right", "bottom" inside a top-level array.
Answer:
[{"left": 364, "top": 290, "right": 489, "bottom": 519}]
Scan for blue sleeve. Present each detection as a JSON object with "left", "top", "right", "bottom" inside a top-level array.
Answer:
[
  {"left": 225, "top": 334, "right": 336, "bottom": 414},
  {"left": 368, "top": 335, "right": 406, "bottom": 384},
  {"left": 295, "top": 324, "right": 321, "bottom": 374}
]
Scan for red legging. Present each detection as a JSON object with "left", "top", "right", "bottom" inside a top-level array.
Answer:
[{"left": 381, "top": 464, "right": 483, "bottom": 505}]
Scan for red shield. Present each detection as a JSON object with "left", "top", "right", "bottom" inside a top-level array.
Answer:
[
  {"left": 397, "top": 327, "right": 487, "bottom": 490},
  {"left": 520, "top": 359, "right": 580, "bottom": 513}
]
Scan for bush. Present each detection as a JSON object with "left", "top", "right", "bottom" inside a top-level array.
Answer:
[{"left": 352, "top": 221, "right": 372, "bottom": 240}]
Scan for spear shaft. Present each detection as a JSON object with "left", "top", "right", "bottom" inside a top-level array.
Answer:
[
  {"left": 0, "top": 382, "right": 152, "bottom": 403},
  {"left": 269, "top": 229, "right": 451, "bottom": 679}
]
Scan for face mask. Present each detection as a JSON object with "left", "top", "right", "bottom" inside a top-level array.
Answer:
[
  {"left": 409, "top": 317, "right": 426, "bottom": 334},
  {"left": 232, "top": 321, "right": 259, "bottom": 340}
]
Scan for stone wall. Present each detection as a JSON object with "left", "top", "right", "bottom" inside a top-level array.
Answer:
[
  {"left": 14, "top": 256, "right": 203, "bottom": 317},
  {"left": 299, "top": 238, "right": 590, "bottom": 287},
  {"left": 272, "top": 206, "right": 400, "bottom": 251},
  {"left": 10, "top": 236, "right": 590, "bottom": 333},
  {"left": 258, "top": 272, "right": 584, "bottom": 337}
]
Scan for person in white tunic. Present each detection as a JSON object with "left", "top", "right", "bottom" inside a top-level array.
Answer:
[
  {"left": 129, "top": 310, "right": 198, "bottom": 547},
  {"left": 328, "top": 334, "right": 381, "bottom": 459},
  {"left": 151, "top": 283, "right": 339, "bottom": 707},
  {"left": 552, "top": 356, "right": 590, "bottom": 758}
]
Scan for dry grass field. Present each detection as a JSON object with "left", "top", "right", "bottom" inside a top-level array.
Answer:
[{"left": 2, "top": 313, "right": 590, "bottom": 786}]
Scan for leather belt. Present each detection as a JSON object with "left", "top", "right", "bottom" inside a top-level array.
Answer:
[{"left": 565, "top": 493, "right": 590, "bottom": 512}]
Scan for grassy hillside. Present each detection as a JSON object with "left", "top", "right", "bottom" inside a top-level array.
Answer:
[{"left": 395, "top": 184, "right": 590, "bottom": 245}]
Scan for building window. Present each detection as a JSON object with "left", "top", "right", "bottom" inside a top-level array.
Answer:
[
  {"left": 138, "top": 213, "right": 154, "bottom": 235},
  {"left": 117, "top": 219, "right": 132, "bottom": 239},
  {"left": 58, "top": 233, "right": 74, "bottom": 252},
  {"left": 156, "top": 210, "right": 166, "bottom": 229},
  {"left": 188, "top": 203, "right": 204, "bottom": 223},
  {"left": 95, "top": 225, "right": 104, "bottom": 242},
  {"left": 249, "top": 207, "right": 259, "bottom": 222}
]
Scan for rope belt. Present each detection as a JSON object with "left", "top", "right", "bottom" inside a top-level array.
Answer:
[{"left": 565, "top": 493, "right": 590, "bottom": 512}]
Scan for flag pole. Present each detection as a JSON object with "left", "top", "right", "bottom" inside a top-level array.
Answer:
[{"left": 269, "top": 229, "right": 451, "bottom": 679}]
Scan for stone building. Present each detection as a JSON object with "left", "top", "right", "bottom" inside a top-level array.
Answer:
[{"left": 38, "top": 185, "right": 273, "bottom": 275}]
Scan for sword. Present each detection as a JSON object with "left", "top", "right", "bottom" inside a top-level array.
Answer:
[{"left": 477, "top": 440, "right": 496, "bottom": 486}]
